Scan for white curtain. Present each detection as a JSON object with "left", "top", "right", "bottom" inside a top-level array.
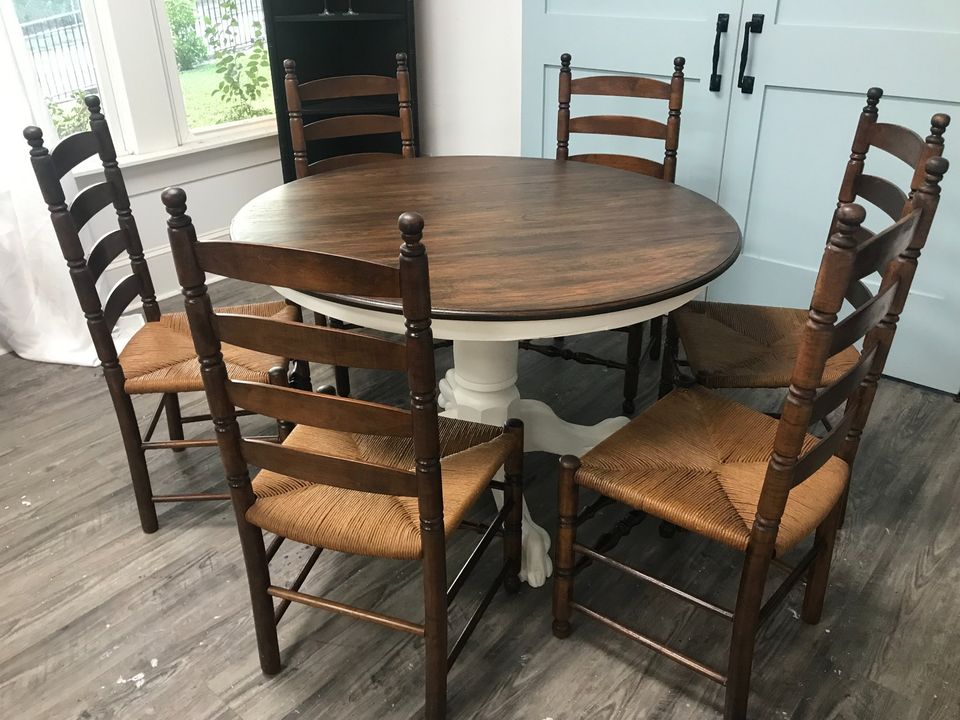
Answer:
[{"left": 0, "top": 7, "right": 138, "bottom": 366}]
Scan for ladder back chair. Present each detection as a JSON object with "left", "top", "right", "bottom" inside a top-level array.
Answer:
[
  {"left": 553, "top": 153, "right": 949, "bottom": 719},
  {"left": 164, "top": 190, "right": 523, "bottom": 720},
  {"left": 22, "top": 96, "right": 306, "bottom": 534},
  {"left": 521, "top": 52, "right": 686, "bottom": 414},
  {"left": 284, "top": 52, "right": 415, "bottom": 179},
  {"left": 663, "top": 89, "right": 950, "bottom": 403},
  {"left": 284, "top": 52, "right": 417, "bottom": 397}
]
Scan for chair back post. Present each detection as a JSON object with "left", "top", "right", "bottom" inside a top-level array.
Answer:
[
  {"left": 662, "top": 56, "right": 686, "bottom": 183},
  {"left": 910, "top": 113, "right": 950, "bottom": 196},
  {"left": 838, "top": 87, "right": 882, "bottom": 208},
  {"left": 396, "top": 53, "right": 416, "bottom": 159},
  {"left": 284, "top": 59, "right": 310, "bottom": 179},
  {"left": 163, "top": 187, "right": 255, "bottom": 506},
  {"left": 86, "top": 95, "right": 160, "bottom": 321},
  {"left": 23, "top": 126, "right": 122, "bottom": 369},
  {"left": 756, "top": 204, "right": 866, "bottom": 528},
  {"left": 398, "top": 212, "right": 442, "bottom": 521},
  {"left": 556, "top": 53, "right": 572, "bottom": 161},
  {"left": 838, "top": 156, "right": 949, "bottom": 466},
  {"left": 398, "top": 211, "right": 447, "bottom": 689}
]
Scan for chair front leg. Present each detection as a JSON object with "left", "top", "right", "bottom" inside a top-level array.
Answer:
[
  {"left": 802, "top": 500, "right": 843, "bottom": 624},
  {"left": 725, "top": 539, "right": 773, "bottom": 720},
  {"left": 268, "top": 368, "right": 293, "bottom": 441},
  {"left": 658, "top": 314, "right": 680, "bottom": 399},
  {"left": 552, "top": 455, "right": 581, "bottom": 639},
  {"left": 622, "top": 324, "right": 643, "bottom": 415},
  {"left": 503, "top": 420, "right": 524, "bottom": 593},
  {"left": 648, "top": 315, "right": 663, "bottom": 360}
]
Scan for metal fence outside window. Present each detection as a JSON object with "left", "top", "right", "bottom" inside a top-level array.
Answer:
[
  {"left": 22, "top": 0, "right": 265, "bottom": 106},
  {"left": 21, "top": 10, "right": 98, "bottom": 103}
]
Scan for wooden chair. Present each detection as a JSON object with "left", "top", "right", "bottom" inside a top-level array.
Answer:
[
  {"left": 283, "top": 52, "right": 415, "bottom": 179},
  {"left": 521, "top": 52, "right": 686, "bottom": 414},
  {"left": 662, "top": 89, "right": 950, "bottom": 400},
  {"left": 553, "top": 151, "right": 949, "bottom": 719},
  {"left": 164, "top": 190, "right": 523, "bottom": 720},
  {"left": 284, "top": 52, "right": 417, "bottom": 397},
  {"left": 22, "top": 96, "right": 307, "bottom": 534}
]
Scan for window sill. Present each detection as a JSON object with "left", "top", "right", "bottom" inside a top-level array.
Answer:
[{"left": 73, "top": 117, "right": 279, "bottom": 179}]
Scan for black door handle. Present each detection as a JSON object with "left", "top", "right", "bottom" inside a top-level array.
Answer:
[
  {"left": 737, "top": 14, "right": 764, "bottom": 94},
  {"left": 709, "top": 13, "right": 730, "bottom": 91}
]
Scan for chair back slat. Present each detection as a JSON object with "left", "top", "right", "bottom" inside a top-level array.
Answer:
[
  {"left": 194, "top": 242, "right": 401, "bottom": 298},
  {"left": 829, "top": 282, "right": 898, "bottom": 357},
  {"left": 284, "top": 55, "right": 416, "bottom": 179},
  {"left": 570, "top": 74, "right": 672, "bottom": 100},
  {"left": 568, "top": 115, "right": 667, "bottom": 140},
  {"left": 240, "top": 438, "right": 418, "bottom": 497},
  {"left": 809, "top": 345, "right": 878, "bottom": 425},
  {"left": 299, "top": 74, "right": 399, "bottom": 101},
  {"left": 568, "top": 153, "right": 665, "bottom": 178},
  {"left": 857, "top": 173, "right": 909, "bottom": 221},
  {"left": 103, "top": 274, "right": 142, "bottom": 331},
  {"left": 557, "top": 54, "right": 685, "bottom": 183},
  {"left": 51, "top": 131, "right": 99, "bottom": 179},
  {"left": 70, "top": 181, "right": 114, "bottom": 231},
  {"left": 227, "top": 380, "right": 411, "bottom": 436},
  {"left": 308, "top": 153, "right": 402, "bottom": 174},
  {"left": 303, "top": 114, "right": 402, "bottom": 142},
  {"left": 216, "top": 313, "right": 406, "bottom": 371},
  {"left": 791, "top": 411, "right": 856, "bottom": 488},
  {"left": 851, "top": 210, "right": 921, "bottom": 281},
  {"left": 869, "top": 122, "right": 925, "bottom": 168},
  {"left": 86, "top": 229, "right": 129, "bottom": 281}
]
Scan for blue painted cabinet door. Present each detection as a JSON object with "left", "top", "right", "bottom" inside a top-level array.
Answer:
[
  {"left": 713, "top": 0, "right": 960, "bottom": 392},
  {"left": 522, "top": 1, "right": 745, "bottom": 201}
]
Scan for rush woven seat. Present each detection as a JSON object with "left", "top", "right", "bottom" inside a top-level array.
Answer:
[
  {"left": 672, "top": 301, "right": 861, "bottom": 389},
  {"left": 120, "top": 301, "right": 298, "bottom": 394},
  {"left": 576, "top": 385, "right": 848, "bottom": 556},
  {"left": 249, "top": 417, "right": 512, "bottom": 559}
]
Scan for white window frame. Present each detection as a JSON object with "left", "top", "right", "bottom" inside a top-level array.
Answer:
[{"left": 78, "top": 0, "right": 276, "bottom": 162}]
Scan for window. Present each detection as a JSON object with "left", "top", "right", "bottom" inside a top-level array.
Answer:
[
  {"left": 163, "top": 0, "right": 273, "bottom": 131},
  {"left": 13, "top": 0, "right": 101, "bottom": 138},
  {"left": 9, "top": 0, "right": 277, "bottom": 158}
]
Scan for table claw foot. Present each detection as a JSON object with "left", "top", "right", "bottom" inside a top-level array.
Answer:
[{"left": 519, "top": 525, "right": 552, "bottom": 588}]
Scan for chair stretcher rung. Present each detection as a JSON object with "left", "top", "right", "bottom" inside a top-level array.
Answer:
[
  {"left": 571, "top": 602, "right": 727, "bottom": 685},
  {"left": 447, "top": 499, "right": 511, "bottom": 605},
  {"left": 152, "top": 493, "right": 230, "bottom": 502},
  {"left": 574, "top": 543, "right": 733, "bottom": 619},
  {"left": 267, "top": 586, "right": 424, "bottom": 636}
]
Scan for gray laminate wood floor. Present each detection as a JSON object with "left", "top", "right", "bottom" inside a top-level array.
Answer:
[{"left": 2, "top": 280, "right": 959, "bottom": 720}]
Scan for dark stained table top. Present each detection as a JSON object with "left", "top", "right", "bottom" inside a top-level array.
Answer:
[{"left": 230, "top": 156, "right": 742, "bottom": 321}]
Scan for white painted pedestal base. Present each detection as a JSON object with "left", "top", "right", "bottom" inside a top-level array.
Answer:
[{"left": 438, "top": 340, "right": 630, "bottom": 588}]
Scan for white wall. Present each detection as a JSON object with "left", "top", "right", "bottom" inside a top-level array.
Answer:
[{"left": 416, "top": 0, "right": 523, "bottom": 156}]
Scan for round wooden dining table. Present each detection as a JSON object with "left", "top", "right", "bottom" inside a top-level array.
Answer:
[{"left": 231, "top": 155, "right": 742, "bottom": 588}]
